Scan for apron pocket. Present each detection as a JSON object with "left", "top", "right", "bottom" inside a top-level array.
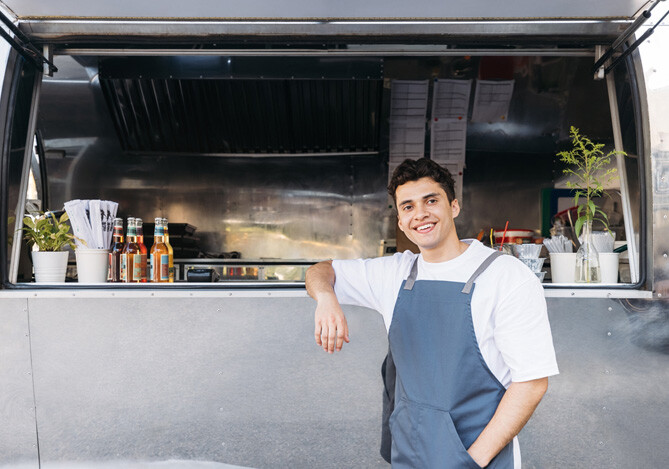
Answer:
[{"left": 394, "top": 401, "right": 482, "bottom": 469}]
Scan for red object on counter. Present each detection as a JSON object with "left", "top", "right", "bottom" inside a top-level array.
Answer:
[{"left": 493, "top": 228, "right": 534, "bottom": 245}]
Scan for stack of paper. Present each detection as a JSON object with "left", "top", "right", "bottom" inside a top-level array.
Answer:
[
  {"left": 389, "top": 80, "right": 429, "bottom": 180},
  {"left": 64, "top": 199, "right": 119, "bottom": 249}
]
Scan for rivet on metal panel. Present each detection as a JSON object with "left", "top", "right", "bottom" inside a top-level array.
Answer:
[
  {"left": 33, "top": 293, "right": 37, "bottom": 297},
  {"left": 571, "top": 292, "right": 575, "bottom": 296},
  {"left": 190, "top": 293, "right": 194, "bottom": 297},
  {"left": 151, "top": 293, "right": 154, "bottom": 296},
  {"left": 599, "top": 441, "right": 604, "bottom": 446},
  {"left": 664, "top": 253, "right": 668, "bottom": 258},
  {"left": 217, "top": 309, "right": 221, "bottom": 312},
  {"left": 228, "top": 292, "right": 232, "bottom": 296},
  {"left": 72, "top": 293, "right": 75, "bottom": 297},
  {"left": 604, "top": 369, "right": 610, "bottom": 374},
  {"left": 607, "top": 332, "right": 612, "bottom": 336},
  {"left": 268, "top": 292, "right": 272, "bottom": 296},
  {"left": 111, "top": 292, "right": 115, "bottom": 296},
  {"left": 608, "top": 306, "right": 612, "bottom": 311}
]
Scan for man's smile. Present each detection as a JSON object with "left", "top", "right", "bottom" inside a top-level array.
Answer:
[{"left": 414, "top": 222, "right": 436, "bottom": 233}]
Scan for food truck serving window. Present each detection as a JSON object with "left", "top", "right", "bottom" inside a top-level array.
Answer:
[{"left": 0, "top": 45, "right": 649, "bottom": 295}]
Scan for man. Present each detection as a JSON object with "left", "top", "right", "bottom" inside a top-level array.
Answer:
[{"left": 306, "top": 158, "right": 558, "bottom": 468}]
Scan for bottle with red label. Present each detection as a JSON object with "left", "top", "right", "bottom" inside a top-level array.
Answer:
[
  {"left": 135, "top": 217, "right": 148, "bottom": 282},
  {"left": 109, "top": 218, "right": 124, "bottom": 282}
]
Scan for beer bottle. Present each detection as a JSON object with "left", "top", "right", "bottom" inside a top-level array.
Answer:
[
  {"left": 121, "top": 218, "right": 142, "bottom": 283},
  {"left": 150, "top": 218, "right": 170, "bottom": 282},
  {"left": 109, "top": 218, "right": 124, "bottom": 282},
  {"left": 135, "top": 218, "right": 148, "bottom": 283},
  {"left": 161, "top": 217, "right": 175, "bottom": 283}
]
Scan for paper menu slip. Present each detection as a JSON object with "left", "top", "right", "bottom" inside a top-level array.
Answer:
[
  {"left": 389, "top": 117, "right": 426, "bottom": 161},
  {"left": 390, "top": 80, "right": 429, "bottom": 118},
  {"left": 430, "top": 118, "right": 467, "bottom": 164},
  {"left": 470, "top": 80, "right": 515, "bottom": 123},
  {"left": 431, "top": 79, "right": 472, "bottom": 120}
]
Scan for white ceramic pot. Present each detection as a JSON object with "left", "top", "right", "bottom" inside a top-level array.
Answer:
[
  {"left": 75, "top": 249, "right": 110, "bottom": 283},
  {"left": 31, "top": 251, "right": 69, "bottom": 283},
  {"left": 599, "top": 252, "right": 620, "bottom": 284},
  {"left": 549, "top": 252, "right": 577, "bottom": 283}
]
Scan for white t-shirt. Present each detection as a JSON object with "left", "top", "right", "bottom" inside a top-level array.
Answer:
[{"left": 332, "top": 239, "right": 559, "bottom": 386}]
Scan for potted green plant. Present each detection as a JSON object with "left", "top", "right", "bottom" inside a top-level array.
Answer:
[
  {"left": 21, "top": 211, "right": 79, "bottom": 282},
  {"left": 557, "top": 126, "right": 624, "bottom": 283}
]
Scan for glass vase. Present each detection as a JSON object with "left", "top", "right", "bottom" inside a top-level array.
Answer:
[{"left": 575, "top": 220, "right": 601, "bottom": 283}]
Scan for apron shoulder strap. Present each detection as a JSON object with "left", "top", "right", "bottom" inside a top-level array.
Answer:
[
  {"left": 461, "top": 250, "right": 504, "bottom": 294},
  {"left": 403, "top": 256, "right": 419, "bottom": 291}
]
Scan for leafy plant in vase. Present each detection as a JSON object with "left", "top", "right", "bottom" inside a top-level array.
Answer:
[
  {"left": 557, "top": 126, "right": 623, "bottom": 283},
  {"left": 21, "top": 211, "right": 80, "bottom": 282}
]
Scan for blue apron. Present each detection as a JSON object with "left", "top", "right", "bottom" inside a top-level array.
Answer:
[{"left": 387, "top": 251, "right": 514, "bottom": 468}]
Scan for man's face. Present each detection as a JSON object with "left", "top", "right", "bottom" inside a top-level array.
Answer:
[{"left": 395, "top": 177, "right": 460, "bottom": 255}]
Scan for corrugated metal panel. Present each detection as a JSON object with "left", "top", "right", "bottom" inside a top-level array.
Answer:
[{"left": 100, "top": 78, "right": 382, "bottom": 154}]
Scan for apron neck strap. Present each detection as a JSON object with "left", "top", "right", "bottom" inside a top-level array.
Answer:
[
  {"left": 461, "top": 250, "right": 504, "bottom": 294},
  {"left": 403, "top": 256, "right": 419, "bottom": 291}
]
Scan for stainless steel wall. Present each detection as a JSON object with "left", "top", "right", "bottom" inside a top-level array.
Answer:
[
  {"left": 35, "top": 54, "right": 637, "bottom": 262},
  {"left": 0, "top": 295, "right": 667, "bottom": 468}
]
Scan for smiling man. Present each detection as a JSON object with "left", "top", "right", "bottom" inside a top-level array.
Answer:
[{"left": 306, "top": 157, "right": 558, "bottom": 468}]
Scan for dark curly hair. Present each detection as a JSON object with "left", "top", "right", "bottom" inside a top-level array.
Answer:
[{"left": 388, "top": 158, "right": 456, "bottom": 204}]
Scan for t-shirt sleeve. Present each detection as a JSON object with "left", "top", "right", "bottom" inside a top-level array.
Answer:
[
  {"left": 493, "top": 276, "right": 560, "bottom": 382},
  {"left": 331, "top": 253, "right": 410, "bottom": 320}
]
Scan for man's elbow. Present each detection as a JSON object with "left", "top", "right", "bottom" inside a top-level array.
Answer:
[{"left": 532, "top": 377, "right": 549, "bottom": 401}]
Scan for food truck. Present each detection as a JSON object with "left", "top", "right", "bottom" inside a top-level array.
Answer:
[{"left": 1, "top": 1, "right": 668, "bottom": 467}]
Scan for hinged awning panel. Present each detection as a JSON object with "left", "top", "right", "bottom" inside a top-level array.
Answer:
[{"left": 2, "top": 0, "right": 650, "bottom": 21}]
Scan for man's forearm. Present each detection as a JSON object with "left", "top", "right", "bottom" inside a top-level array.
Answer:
[
  {"left": 467, "top": 377, "right": 548, "bottom": 467},
  {"left": 306, "top": 260, "right": 350, "bottom": 353},
  {"left": 305, "top": 260, "right": 336, "bottom": 300}
]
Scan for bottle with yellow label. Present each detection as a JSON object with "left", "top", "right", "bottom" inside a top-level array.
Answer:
[
  {"left": 150, "top": 218, "right": 170, "bottom": 282},
  {"left": 121, "top": 217, "right": 142, "bottom": 283},
  {"left": 161, "top": 217, "right": 174, "bottom": 282}
]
